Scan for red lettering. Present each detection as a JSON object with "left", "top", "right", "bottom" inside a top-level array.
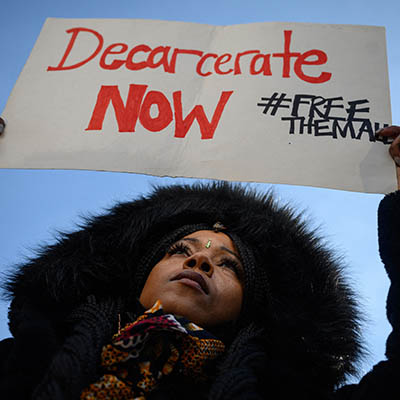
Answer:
[
  {"left": 294, "top": 50, "right": 332, "bottom": 84},
  {"left": 196, "top": 53, "right": 218, "bottom": 77},
  {"left": 173, "top": 91, "right": 233, "bottom": 139},
  {"left": 214, "top": 53, "right": 233, "bottom": 75},
  {"left": 86, "top": 84, "right": 147, "bottom": 132},
  {"left": 99, "top": 43, "right": 128, "bottom": 70},
  {"left": 234, "top": 50, "right": 260, "bottom": 75},
  {"left": 250, "top": 54, "right": 272, "bottom": 75},
  {"left": 126, "top": 45, "right": 151, "bottom": 71},
  {"left": 168, "top": 48, "right": 203, "bottom": 73},
  {"left": 49, "top": 28, "right": 331, "bottom": 83},
  {"left": 47, "top": 27, "right": 104, "bottom": 71},
  {"left": 139, "top": 91, "right": 173, "bottom": 132},
  {"left": 272, "top": 30, "right": 300, "bottom": 78},
  {"left": 147, "top": 46, "right": 172, "bottom": 72}
]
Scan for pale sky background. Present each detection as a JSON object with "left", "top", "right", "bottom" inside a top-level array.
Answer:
[{"left": 0, "top": 0, "right": 399, "bottom": 383}]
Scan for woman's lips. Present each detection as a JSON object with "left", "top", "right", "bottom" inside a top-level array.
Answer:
[{"left": 172, "top": 270, "right": 209, "bottom": 294}]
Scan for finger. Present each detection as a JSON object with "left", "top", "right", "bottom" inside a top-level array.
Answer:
[
  {"left": 0, "top": 117, "right": 5, "bottom": 135},
  {"left": 389, "top": 134, "right": 400, "bottom": 165},
  {"left": 376, "top": 125, "right": 400, "bottom": 138}
]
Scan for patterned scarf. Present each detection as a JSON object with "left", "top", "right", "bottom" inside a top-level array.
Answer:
[{"left": 81, "top": 300, "right": 225, "bottom": 399}]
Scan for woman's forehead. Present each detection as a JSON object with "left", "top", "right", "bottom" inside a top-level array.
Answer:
[{"left": 181, "top": 230, "right": 238, "bottom": 254}]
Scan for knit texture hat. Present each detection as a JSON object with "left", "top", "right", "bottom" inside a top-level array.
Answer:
[{"left": 133, "top": 222, "right": 262, "bottom": 333}]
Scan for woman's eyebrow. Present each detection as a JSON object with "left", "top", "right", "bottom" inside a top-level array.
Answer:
[
  {"left": 221, "top": 246, "right": 241, "bottom": 262},
  {"left": 182, "top": 238, "right": 199, "bottom": 243}
]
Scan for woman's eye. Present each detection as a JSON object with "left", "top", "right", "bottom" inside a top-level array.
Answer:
[
  {"left": 167, "top": 242, "right": 190, "bottom": 256},
  {"left": 219, "top": 258, "right": 241, "bottom": 276}
]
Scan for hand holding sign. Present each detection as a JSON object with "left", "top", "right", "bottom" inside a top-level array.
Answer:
[{"left": 376, "top": 125, "right": 400, "bottom": 189}]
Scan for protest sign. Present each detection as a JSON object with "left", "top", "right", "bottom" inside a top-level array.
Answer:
[{"left": 0, "top": 19, "right": 395, "bottom": 193}]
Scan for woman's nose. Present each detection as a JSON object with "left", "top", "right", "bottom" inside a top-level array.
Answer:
[{"left": 183, "top": 253, "right": 214, "bottom": 276}]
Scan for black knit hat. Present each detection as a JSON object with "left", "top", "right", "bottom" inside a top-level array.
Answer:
[{"left": 4, "top": 181, "right": 363, "bottom": 390}]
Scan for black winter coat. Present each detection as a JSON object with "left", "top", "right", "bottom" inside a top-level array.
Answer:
[
  {"left": 332, "top": 190, "right": 400, "bottom": 399},
  {"left": 0, "top": 186, "right": 399, "bottom": 399}
]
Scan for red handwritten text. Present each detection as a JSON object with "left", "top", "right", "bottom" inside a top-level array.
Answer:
[
  {"left": 86, "top": 84, "right": 233, "bottom": 139},
  {"left": 48, "top": 28, "right": 331, "bottom": 84}
]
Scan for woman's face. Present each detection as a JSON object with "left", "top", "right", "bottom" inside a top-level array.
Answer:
[{"left": 139, "top": 230, "right": 244, "bottom": 329}]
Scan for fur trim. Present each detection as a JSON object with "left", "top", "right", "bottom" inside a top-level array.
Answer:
[{"left": 3, "top": 182, "right": 363, "bottom": 388}]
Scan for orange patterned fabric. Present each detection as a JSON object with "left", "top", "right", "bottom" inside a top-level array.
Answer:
[{"left": 81, "top": 301, "right": 225, "bottom": 399}]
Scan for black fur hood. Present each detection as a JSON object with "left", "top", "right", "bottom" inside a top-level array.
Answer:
[{"left": 4, "top": 182, "right": 363, "bottom": 390}]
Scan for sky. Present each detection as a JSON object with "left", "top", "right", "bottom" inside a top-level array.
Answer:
[{"left": 0, "top": 0, "right": 399, "bottom": 382}]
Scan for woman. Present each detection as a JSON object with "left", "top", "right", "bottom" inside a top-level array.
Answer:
[{"left": 0, "top": 127, "right": 399, "bottom": 399}]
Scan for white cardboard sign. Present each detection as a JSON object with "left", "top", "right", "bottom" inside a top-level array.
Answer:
[{"left": 0, "top": 19, "right": 395, "bottom": 193}]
